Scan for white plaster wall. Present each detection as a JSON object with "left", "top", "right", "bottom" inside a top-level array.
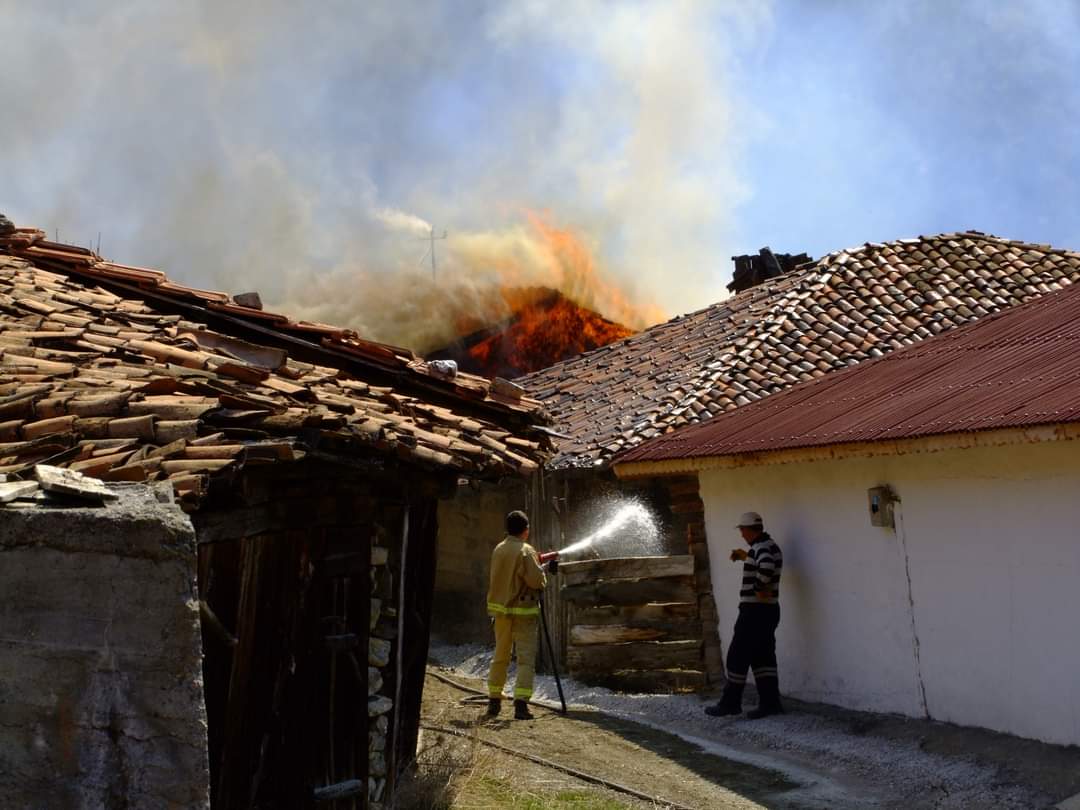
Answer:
[{"left": 699, "top": 440, "right": 1080, "bottom": 746}]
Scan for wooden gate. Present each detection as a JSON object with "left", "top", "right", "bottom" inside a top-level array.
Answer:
[{"left": 559, "top": 555, "right": 705, "bottom": 692}]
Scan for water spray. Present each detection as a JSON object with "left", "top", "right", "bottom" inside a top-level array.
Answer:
[
  {"left": 533, "top": 498, "right": 660, "bottom": 716},
  {"left": 557, "top": 502, "right": 657, "bottom": 558}
]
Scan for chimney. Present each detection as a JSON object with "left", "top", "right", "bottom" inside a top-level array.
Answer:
[{"left": 727, "top": 247, "right": 812, "bottom": 294}]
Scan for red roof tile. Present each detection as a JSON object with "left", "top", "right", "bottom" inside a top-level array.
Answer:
[
  {"left": 616, "top": 282, "right": 1080, "bottom": 465},
  {"left": 0, "top": 224, "right": 552, "bottom": 508},
  {"left": 521, "top": 232, "right": 1080, "bottom": 469}
]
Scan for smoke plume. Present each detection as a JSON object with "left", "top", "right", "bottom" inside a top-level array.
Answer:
[{"left": 1, "top": 1, "right": 767, "bottom": 350}]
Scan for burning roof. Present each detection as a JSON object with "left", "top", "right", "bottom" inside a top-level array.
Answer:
[{"left": 428, "top": 286, "right": 635, "bottom": 379}]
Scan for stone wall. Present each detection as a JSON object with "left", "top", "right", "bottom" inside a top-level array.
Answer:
[
  {"left": 0, "top": 484, "right": 209, "bottom": 809},
  {"left": 433, "top": 479, "right": 528, "bottom": 644},
  {"left": 658, "top": 475, "right": 724, "bottom": 685}
]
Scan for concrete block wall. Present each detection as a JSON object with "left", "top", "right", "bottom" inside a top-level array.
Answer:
[{"left": 0, "top": 485, "right": 209, "bottom": 809}]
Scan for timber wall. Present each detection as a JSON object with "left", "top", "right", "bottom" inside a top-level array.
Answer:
[
  {"left": 561, "top": 555, "right": 703, "bottom": 691},
  {"left": 194, "top": 459, "right": 441, "bottom": 810},
  {"left": 431, "top": 470, "right": 724, "bottom": 687}
]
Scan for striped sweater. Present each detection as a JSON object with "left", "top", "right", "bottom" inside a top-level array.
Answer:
[{"left": 740, "top": 533, "right": 782, "bottom": 604}]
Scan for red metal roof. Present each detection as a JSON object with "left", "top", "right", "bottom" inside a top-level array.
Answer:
[
  {"left": 522, "top": 231, "right": 1080, "bottom": 469},
  {"left": 616, "top": 281, "right": 1080, "bottom": 464}
]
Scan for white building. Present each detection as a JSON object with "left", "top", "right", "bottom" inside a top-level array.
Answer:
[{"left": 615, "top": 284, "right": 1080, "bottom": 746}]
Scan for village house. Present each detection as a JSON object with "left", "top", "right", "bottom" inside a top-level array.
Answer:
[
  {"left": 432, "top": 233, "right": 1080, "bottom": 690},
  {"left": 614, "top": 282, "right": 1080, "bottom": 746},
  {"left": 0, "top": 219, "right": 552, "bottom": 809}
]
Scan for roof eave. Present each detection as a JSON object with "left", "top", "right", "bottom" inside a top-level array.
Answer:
[{"left": 613, "top": 422, "right": 1080, "bottom": 479}]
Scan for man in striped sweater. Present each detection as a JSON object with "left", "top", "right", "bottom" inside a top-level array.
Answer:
[{"left": 705, "top": 511, "right": 784, "bottom": 719}]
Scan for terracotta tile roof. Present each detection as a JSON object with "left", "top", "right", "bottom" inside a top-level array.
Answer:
[
  {"left": 520, "top": 232, "right": 1080, "bottom": 469},
  {"left": 616, "top": 281, "right": 1080, "bottom": 465},
  {"left": 0, "top": 226, "right": 552, "bottom": 508}
]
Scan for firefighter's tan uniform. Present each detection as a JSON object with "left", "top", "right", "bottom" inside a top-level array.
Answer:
[{"left": 487, "top": 535, "right": 547, "bottom": 700}]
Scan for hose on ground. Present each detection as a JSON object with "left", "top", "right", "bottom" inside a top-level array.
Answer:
[
  {"left": 419, "top": 722, "right": 698, "bottom": 810},
  {"left": 427, "top": 667, "right": 564, "bottom": 712}
]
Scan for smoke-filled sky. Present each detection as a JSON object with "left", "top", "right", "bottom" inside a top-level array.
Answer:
[{"left": 3, "top": 1, "right": 1079, "bottom": 350}]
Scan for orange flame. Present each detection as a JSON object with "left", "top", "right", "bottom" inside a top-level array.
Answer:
[
  {"left": 523, "top": 211, "right": 665, "bottom": 330},
  {"left": 459, "top": 287, "right": 634, "bottom": 377},
  {"left": 290, "top": 210, "right": 665, "bottom": 366}
]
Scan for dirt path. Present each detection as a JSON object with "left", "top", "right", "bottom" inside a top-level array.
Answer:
[{"left": 420, "top": 670, "right": 799, "bottom": 809}]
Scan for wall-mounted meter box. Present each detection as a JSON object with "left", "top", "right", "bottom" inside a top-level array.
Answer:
[{"left": 867, "top": 486, "right": 898, "bottom": 528}]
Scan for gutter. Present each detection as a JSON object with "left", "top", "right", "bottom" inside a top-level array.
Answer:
[{"left": 613, "top": 422, "right": 1080, "bottom": 479}]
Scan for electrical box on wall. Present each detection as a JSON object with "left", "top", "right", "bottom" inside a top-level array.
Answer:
[{"left": 868, "top": 486, "right": 898, "bottom": 528}]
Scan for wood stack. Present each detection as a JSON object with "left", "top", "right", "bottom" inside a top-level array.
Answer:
[{"left": 560, "top": 555, "right": 704, "bottom": 692}]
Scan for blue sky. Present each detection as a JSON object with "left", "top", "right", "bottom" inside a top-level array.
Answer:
[
  {"left": 738, "top": 1, "right": 1080, "bottom": 256},
  {"left": 2, "top": 1, "right": 1079, "bottom": 346}
]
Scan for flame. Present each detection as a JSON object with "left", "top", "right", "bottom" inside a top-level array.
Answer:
[
  {"left": 457, "top": 286, "right": 634, "bottom": 377},
  {"left": 286, "top": 210, "right": 665, "bottom": 361},
  {"left": 522, "top": 211, "right": 665, "bottom": 331}
]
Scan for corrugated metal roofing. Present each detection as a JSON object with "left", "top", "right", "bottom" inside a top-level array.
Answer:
[
  {"left": 616, "top": 281, "right": 1080, "bottom": 464},
  {"left": 522, "top": 231, "right": 1080, "bottom": 469}
]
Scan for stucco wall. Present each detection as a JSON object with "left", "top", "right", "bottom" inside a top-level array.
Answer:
[
  {"left": 699, "top": 440, "right": 1080, "bottom": 746},
  {"left": 0, "top": 485, "right": 209, "bottom": 809}
]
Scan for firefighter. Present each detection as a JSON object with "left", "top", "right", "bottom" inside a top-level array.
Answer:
[{"left": 486, "top": 510, "right": 555, "bottom": 720}]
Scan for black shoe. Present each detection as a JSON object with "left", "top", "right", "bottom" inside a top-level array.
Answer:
[
  {"left": 747, "top": 702, "right": 785, "bottom": 720},
  {"left": 486, "top": 698, "right": 501, "bottom": 717},
  {"left": 514, "top": 699, "right": 534, "bottom": 720},
  {"left": 704, "top": 701, "right": 742, "bottom": 717}
]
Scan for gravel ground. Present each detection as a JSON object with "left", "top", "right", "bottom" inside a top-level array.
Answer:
[{"left": 430, "top": 642, "right": 1075, "bottom": 809}]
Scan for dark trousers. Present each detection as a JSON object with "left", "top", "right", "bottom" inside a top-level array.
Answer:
[{"left": 721, "top": 603, "right": 780, "bottom": 707}]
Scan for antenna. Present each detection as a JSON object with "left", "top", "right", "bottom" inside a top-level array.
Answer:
[{"left": 418, "top": 226, "right": 447, "bottom": 282}]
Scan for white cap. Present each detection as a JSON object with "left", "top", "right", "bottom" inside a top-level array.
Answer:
[{"left": 735, "top": 511, "right": 763, "bottom": 528}]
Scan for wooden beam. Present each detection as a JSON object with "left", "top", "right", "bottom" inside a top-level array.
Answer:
[
  {"left": 567, "top": 640, "right": 702, "bottom": 673},
  {"left": 571, "top": 602, "right": 698, "bottom": 626},
  {"left": 560, "top": 576, "right": 696, "bottom": 607},
  {"left": 559, "top": 555, "right": 694, "bottom": 587},
  {"left": 569, "top": 619, "right": 702, "bottom": 646}
]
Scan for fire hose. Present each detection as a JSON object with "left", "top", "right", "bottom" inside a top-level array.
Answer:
[{"left": 537, "top": 550, "right": 568, "bottom": 714}]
